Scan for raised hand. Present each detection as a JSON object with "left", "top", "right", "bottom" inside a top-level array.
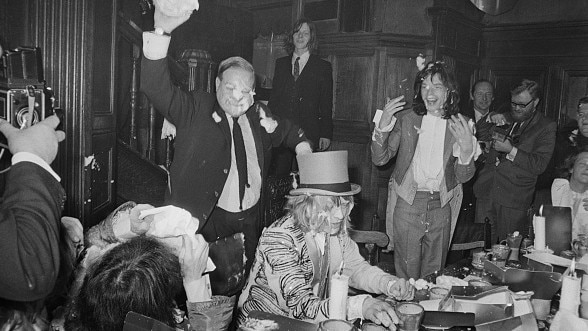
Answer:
[
  {"left": 378, "top": 95, "right": 406, "bottom": 130},
  {"left": 449, "top": 114, "right": 474, "bottom": 160}
]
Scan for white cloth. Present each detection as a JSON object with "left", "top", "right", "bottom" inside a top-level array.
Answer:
[
  {"left": 12, "top": 152, "right": 60, "bottom": 181},
  {"left": 551, "top": 178, "right": 588, "bottom": 239},
  {"left": 413, "top": 114, "right": 446, "bottom": 192},
  {"left": 142, "top": 32, "right": 170, "bottom": 60},
  {"left": 217, "top": 114, "right": 262, "bottom": 212}
]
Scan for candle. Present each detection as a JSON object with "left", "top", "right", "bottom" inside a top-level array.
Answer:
[
  {"left": 534, "top": 206, "right": 546, "bottom": 251},
  {"left": 329, "top": 273, "right": 349, "bottom": 320},
  {"left": 561, "top": 265, "right": 581, "bottom": 315}
]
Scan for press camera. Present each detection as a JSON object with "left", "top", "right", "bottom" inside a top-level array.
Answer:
[{"left": 0, "top": 46, "right": 55, "bottom": 135}]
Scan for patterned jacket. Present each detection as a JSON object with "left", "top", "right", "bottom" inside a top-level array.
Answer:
[{"left": 237, "top": 215, "right": 398, "bottom": 324}]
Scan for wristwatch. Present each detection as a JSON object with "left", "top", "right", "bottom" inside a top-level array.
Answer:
[{"left": 154, "top": 27, "right": 170, "bottom": 36}]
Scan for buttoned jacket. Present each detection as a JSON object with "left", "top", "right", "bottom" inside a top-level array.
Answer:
[
  {"left": 269, "top": 54, "right": 333, "bottom": 148},
  {"left": 141, "top": 57, "right": 307, "bottom": 222},
  {"left": 473, "top": 111, "right": 556, "bottom": 208}
]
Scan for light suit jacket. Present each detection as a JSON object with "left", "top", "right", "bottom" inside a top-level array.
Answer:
[{"left": 371, "top": 109, "right": 475, "bottom": 249}]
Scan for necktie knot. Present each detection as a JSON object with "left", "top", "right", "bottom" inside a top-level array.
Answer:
[{"left": 293, "top": 57, "right": 300, "bottom": 81}]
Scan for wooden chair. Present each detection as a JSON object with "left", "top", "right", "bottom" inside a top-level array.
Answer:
[
  {"left": 348, "top": 228, "right": 389, "bottom": 266},
  {"left": 348, "top": 214, "right": 390, "bottom": 267}
]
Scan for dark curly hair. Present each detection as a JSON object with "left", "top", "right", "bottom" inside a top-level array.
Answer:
[
  {"left": 284, "top": 18, "right": 318, "bottom": 55},
  {"left": 412, "top": 61, "right": 460, "bottom": 119},
  {"left": 66, "top": 237, "right": 183, "bottom": 331}
]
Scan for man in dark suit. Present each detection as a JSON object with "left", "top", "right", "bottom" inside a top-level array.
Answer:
[
  {"left": 451, "top": 80, "right": 496, "bottom": 248},
  {"left": 140, "top": 7, "right": 312, "bottom": 287},
  {"left": 0, "top": 115, "right": 66, "bottom": 302},
  {"left": 268, "top": 18, "right": 333, "bottom": 175},
  {"left": 474, "top": 79, "right": 556, "bottom": 243}
]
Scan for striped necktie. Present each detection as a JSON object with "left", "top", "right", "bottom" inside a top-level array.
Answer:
[{"left": 293, "top": 57, "right": 300, "bottom": 81}]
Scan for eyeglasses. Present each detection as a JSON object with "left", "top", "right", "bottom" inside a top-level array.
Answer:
[{"left": 511, "top": 99, "right": 535, "bottom": 109}]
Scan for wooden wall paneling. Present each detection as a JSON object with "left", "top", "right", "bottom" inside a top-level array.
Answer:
[
  {"left": 556, "top": 65, "right": 588, "bottom": 128},
  {"left": 30, "top": 0, "right": 94, "bottom": 222},
  {"left": 487, "top": 66, "right": 549, "bottom": 116},
  {"left": 321, "top": 32, "right": 430, "bottom": 231}
]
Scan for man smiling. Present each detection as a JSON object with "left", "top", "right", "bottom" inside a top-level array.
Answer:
[{"left": 474, "top": 79, "right": 556, "bottom": 243}]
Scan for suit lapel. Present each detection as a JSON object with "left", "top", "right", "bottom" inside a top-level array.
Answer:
[
  {"left": 296, "top": 55, "right": 319, "bottom": 84},
  {"left": 408, "top": 113, "right": 423, "bottom": 155},
  {"left": 213, "top": 102, "right": 231, "bottom": 145},
  {"left": 443, "top": 119, "right": 454, "bottom": 162},
  {"left": 246, "top": 103, "right": 265, "bottom": 171}
]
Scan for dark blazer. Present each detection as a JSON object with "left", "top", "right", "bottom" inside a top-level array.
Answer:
[
  {"left": 268, "top": 54, "right": 333, "bottom": 147},
  {"left": 141, "top": 57, "right": 307, "bottom": 223},
  {"left": 0, "top": 162, "right": 66, "bottom": 301},
  {"left": 473, "top": 111, "right": 556, "bottom": 208}
]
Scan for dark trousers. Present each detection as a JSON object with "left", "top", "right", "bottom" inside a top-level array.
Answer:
[
  {"left": 200, "top": 204, "right": 260, "bottom": 274},
  {"left": 475, "top": 198, "right": 528, "bottom": 244}
]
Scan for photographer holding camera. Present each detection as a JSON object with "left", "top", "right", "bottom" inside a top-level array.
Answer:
[
  {"left": 0, "top": 114, "right": 66, "bottom": 303},
  {"left": 473, "top": 79, "right": 556, "bottom": 243}
]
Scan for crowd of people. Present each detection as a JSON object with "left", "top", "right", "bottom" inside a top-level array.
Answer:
[{"left": 2, "top": 3, "right": 587, "bottom": 331}]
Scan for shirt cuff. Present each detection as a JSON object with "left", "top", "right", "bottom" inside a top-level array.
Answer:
[
  {"left": 142, "top": 32, "right": 171, "bottom": 60},
  {"left": 506, "top": 146, "right": 518, "bottom": 161},
  {"left": 347, "top": 294, "right": 370, "bottom": 321},
  {"left": 371, "top": 117, "right": 397, "bottom": 145},
  {"left": 295, "top": 141, "right": 313, "bottom": 154},
  {"left": 184, "top": 274, "right": 212, "bottom": 303},
  {"left": 12, "top": 152, "right": 60, "bottom": 182}
]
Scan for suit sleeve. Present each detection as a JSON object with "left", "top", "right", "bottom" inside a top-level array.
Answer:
[
  {"left": 318, "top": 61, "right": 333, "bottom": 139},
  {"left": 271, "top": 113, "right": 310, "bottom": 151},
  {"left": 141, "top": 56, "right": 203, "bottom": 129},
  {"left": 371, "top": 114, "right": 403, "bottom": 166},
  {"left": 0, "top": 162, "right": 65, "bottom": 301},
  {"left": 512, "top": 121, "right": 557, "bottom": 176},
  {"left": 343, "top": 236, "right": 396, "bottom": 294}
]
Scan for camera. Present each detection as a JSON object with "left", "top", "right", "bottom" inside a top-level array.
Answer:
[
  {"left": 0, "top": 46, "right": 56, "bottom": 143},
  {"left": 490, "top": 125, "right": 510, "bottom": 143}
]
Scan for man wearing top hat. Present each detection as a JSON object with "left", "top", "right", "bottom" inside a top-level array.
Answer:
[{"left": 237, "top": 151, "right": 414, "bottom": 328}]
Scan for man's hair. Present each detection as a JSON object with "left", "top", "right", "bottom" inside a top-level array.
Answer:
[
  {"left": 511, "top": 79, "right": 542, "bottom": 100},
  {"left": 578, "top": 96, "right": 588, "bottom": 107},
  {"left": 70, "top": 237, "right": 183, "bottom": 331},
  {"left": 284, "top": 195, "right": 353, "bottom": 236},
  {"left": 471, "top": 79, "right": 494, "bottom": 95},
  {"left": 284, "top": 18, "right": 318, "bottom": 55},
  {"left": 217, "top": 56, "right": 255, "bottom": 86},
  {"left": 413, "top": 61, "right": 460, "bottom": 119}
]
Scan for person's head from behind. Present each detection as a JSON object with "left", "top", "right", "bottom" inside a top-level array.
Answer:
[
  {"left": 577, "top": 97, "right": 588, "bottom": 138},
  {"left": 72, "top": 237, "right": 182, "bottom": 331},
  {"left": 470, "top": 79, "right": 494, "bottom": 114},
  {"left": 285, "top": 18, "right": 317, "bottom": 55},
  {"left": 510, "top": 79, "right": 541, "bottom": 123},
  {"left": 216, "top": 56, "right": 255, "bottom": 118},
  {"left": 413, "top": 61, "right": 460, "bottom": 119}
]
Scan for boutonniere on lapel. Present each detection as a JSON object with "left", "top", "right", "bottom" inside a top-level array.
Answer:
[
  {"left": 256, "top": 102, "right": 278, "bottom": 133},
  {"left": 414, "top": 125, "right": 423, "bottom": 134},
  {"left": 212, "top": 111, "right": 222, "bottom": 123}
]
